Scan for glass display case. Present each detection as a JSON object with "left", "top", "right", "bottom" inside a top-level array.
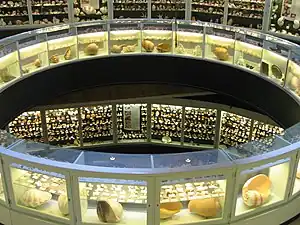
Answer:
[
  {"left": 151, "top": 0, "right": 185, "bottom": 20},
  {"left": 292, "top": 157, "right": 300, "bottom": 196},
  {"left": 0, "top": 0, "right": 29, "bottom": 26},
  {"left": 220, "top": 111, "right": 251, "bottom": 147},
  {"left": 9, "top": 163, "right": 70, "bottom": 221},
  {"left": 47, "top": 26, "right": 77, "bottom": 65},
  {"left": 8, "top": 111, "right": 43, "bottom": 143},
  {"left": 286, "top": 50, "right": 300, "bottom": 98},
  {"left": 0, "top": 171, "right": 5, "bottom": 203},
  {"left": 76, "top": 176, "right": 148, "bottom": 224},
  {"left": 191, "top": 0, "right": 224, "bottom": 24},
  {"left": 31, "top": 0, "right": 69, "bottom": 25},
  {"left": 77, "top": 22, "right": 108, "bottom": 59},
  {"left": 227, "top": 0, "right": 264, "bottom": 29},
  {"left": 81, "top": 105, "right": 113, "bottom": 145},
  {"left": 109, "top": 20, "right": 142, "bottom": 54},
  {"left": 46, "top": 108, "right": 80, "bottom": 146},
  {"left": 73, "top": 0, "right": 108, "bottom": 23},
  {"left": 142, "top": 20, "right": 173, "bottom": 54},
  {"left": 113, "top": 0, "right": 148, "bottom": 19},
  {"left": 204, "top": 25, "right": 235, "bottom": 64},
  {"left": 151, "top": 104, "right": 182, "bottom": 144},
  {"left": 117, "top": 104, "right": 147, "bottom": 142},
  {"left": 184, "top": 107, "right": 216, "bottom": 146},
  {"left": 175, "top": 21, "right": 204, "bottom": 57}
]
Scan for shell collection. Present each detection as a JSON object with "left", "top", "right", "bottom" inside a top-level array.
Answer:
[
  {"left": 191, "top": 0, "right": 224, "bottom": 24},
  {"left": 74, "top": 0, "right": 108, "bottom": 23},
  {"left": 34, "top": 59, "right": 42, "bottom": 68},
  {"left": 110, "top": 44, "right": 138, "bottom": 54}
]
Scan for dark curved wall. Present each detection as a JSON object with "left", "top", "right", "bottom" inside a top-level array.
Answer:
[{"left": 0, "top": 55, "right": 299, "bottom": 128}]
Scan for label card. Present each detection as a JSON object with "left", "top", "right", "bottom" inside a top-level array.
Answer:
[
  {"left": 244, "top": 34, "right": 263, "bottom": 47},
  {"left": 77, "top": 23, "right": 107, "bottom": 35}
]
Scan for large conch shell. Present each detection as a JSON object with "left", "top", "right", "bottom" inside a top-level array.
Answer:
[
  {"left": 85, "top": 43, "right": 99, "bottom": 56},
  {"left": 97, "top": 199, "right": 123, "bottom": 223},
  {"left": 142, "top": 40, "right": 154, "bottom": 52},
  {"left": 111, "top": 44, "right": 126, "bottom": 53},
  {"left": 188, "top": 198, "right": 221, "bottom": 218},
  {"left": 19, "top": 189, "right": 52, "bottom": 208},
  {"left": 160, "top": 202, "right": 182, "bottom": 219},
  {"left": 242, "top": 174, "right": 271, "bottom": 207},
  {"left": 157, "top": 43, "right": 171, "bottom": 53},
  {"left": 213, "top": 46, "right": 229, "bottom": 61}
]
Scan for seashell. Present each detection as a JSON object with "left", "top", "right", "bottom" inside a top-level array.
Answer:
[
  {"left": 58, "top": 195, "right": 69, "bottom": 215},
  {"left": 296, "top": 170, "right": 300, "bottom": 179},
  {"left": 157, "top": 43, "right": 171, "bottom": 53},
  {"left": 175, "top": 43, "right": 185, "bottom": 54},
  {"left": 293, "top": 20, "right": 300, "bottom": 29},
  {"left": 243, "top": 190, "right": 265, "bottom": 207},
  {"left": 242, "top": 174, "right": 271, "bottom": 207},
  {"left": 64, "top": 47, "right": 72, "bottom": 60},
  {"left": 34, "top": 58, "right": 41, "bottom": 68},
  {"left": 142, "top": 40, "right": 155, "bottom": 52},
  {"left": 85, "top": 43, "right": 99, "bottom": 56},
  {"left": 82, "top": 5, "right": 96, "bottom": 15},
  {"left": 290, "top": 76, "right": 300, "bottom": 90},
  {"left": 193, "top": 45, "right": 202, "bottom": 56},
  {"left": 97, "top": 199, "right": 123, "bottom": 223},
  {"left": 19, "top": 189, "right": 52, "bottom": 208},
  {"left": 213, "top": 46, "right": 229, "bottom": 61},
  {"left": 122, "top": 44, "right": 137, "bottom": 53},
  {"left": 277, "top": 16, "right": 285, "bottom": 27},
  {"left": 111, "top": 44, "right": 126, "bottom": 53},
  {"left": 49, "top": 54, "right": 59, "bottom": 64},
  {"left": 160, "top": 202, "right": 182, "bottom": 219},
  {"left": 188, "top": 198, "right": 221, "bottom": 218}
]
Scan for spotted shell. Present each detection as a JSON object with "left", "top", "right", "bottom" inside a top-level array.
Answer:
[{"left": 160, "top": 202, "right": 182, "bottom": 219}]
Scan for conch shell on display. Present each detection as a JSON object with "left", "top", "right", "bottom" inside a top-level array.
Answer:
[
  {"left": 157, "top": 43, "right": 171, "bottom": 53},
  {"left": 188, "top": 197, "right": 221, "bottom": 218},
  {"left": 49, "top": 54, "right": 59, "bottom": 64},
  {"left": 111, "top": 44, "right": 126, "bottom": 53},
  {"left": 64, "top": 47, "right": 72, "bottom": 60},
  {"left": 142, "top": 40, "right": 155, "bottom": 52},
  {"left": 34, "top": 58, "right": 41, "bottom": 68},
  {"left": 19, "top": 189, "right": 52, "bottom": 208},
  {"left": 213, "top": 46, "right": 229, "bottom": 61},
  {"left": 85, "top": 43, "right": 99, "bottom": 56},
  {"left": 160, "top": 202, "right": 182, "bottom": 219},
  {"left": 97, "top": 199, "right": 123, "bottom": 223},
  {"left": 242, "top": 174, "right": 271, "bottom": 207},
  {"left": 123, "top": 44, "right": 137, "bottom": 53}
]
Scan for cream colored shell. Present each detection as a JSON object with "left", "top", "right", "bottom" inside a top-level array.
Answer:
[
  {"left": 160, "top": 202, "right": 182, "bottom": 219},
  {"left": 243, "top": 190, "right": 264, "bottom": 207},
  {"left": 85, "top": 43, "right": 99, "bottom": 55},
  {"left": 188, "top": 197, "right": 221, "bottom": 217},
  {"left": 97, "top": 199, "right": 123, "bottom": 223},
  {"left": 58, "top": 195, "right": 69, "bottom": 215},
  {"left": 20, "top": 189, "right": 52, "bottom": 208}
]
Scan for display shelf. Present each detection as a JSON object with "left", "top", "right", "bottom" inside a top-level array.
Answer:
[
  {"left": 113, "top": 0, "right": 148, "bottom": 19},
  {"left": 151, "top": 0, "right": 185, "bottom": 19},
  {"left": 117, "top": 104, "right": 147, "bottom": 142},
  {"left": 46, "top": 108, "right": 80, "bottom": 146},
  {"left": 73, "top": 0, "right": 108, "bottom": 23},
  {"left": 252, "top": 120, "right": 284, "bottom": 141},
  {"left": 191, "top": 0, "right": 224, "bottom": 24},
  {"left": 184, "top": 107, "right": 216, "bottom": 146},
  {"left": 220, "top": 111, "right": 251, "bottom": 147},
  {"left": 0, "top": 0, "right": 29, "bottom": 26},
  {"left": 8, "top": 111, "right": 43, "bottom": 143},
  {"left": 151, "top": 104, "right": 182, "bottom": 144},
  {"left": 81, "top": 105, "right": 113, "bottom": 145}
]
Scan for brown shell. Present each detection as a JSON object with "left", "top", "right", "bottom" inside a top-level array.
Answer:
[
  {"left": 142, "top": 40, "right": 155, "bottom": 52},
  {"left": 49, "top": 54, "right": 59, "bottom": 64},
  {"left": 157, "top": 43, "right": 171, "bottom": 53},
  {"left": 34, "top": 59, "right": 41, "bottom": 68},
  {"left": 160, "top": 202, "right": 182, "bottom": 219},
  {"left": 111, "top": 44, "right": 126, "bottom": 53},
  {"left": 64, "top": 47, "right": 72, "bottom": 60},
  {"left": 85, "top": 43, "right": 99, "bottom": 56},
  {"left": 213, "top": 46, "right": 229, "bottom": 61}
]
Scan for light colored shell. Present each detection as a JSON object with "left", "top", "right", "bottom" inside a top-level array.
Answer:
[
  {"left": 85, "top": 43, "right": 99, "bottom": 56},
  {"left": 188, "top": 198, "right": 221, "bottom": 217},
  {"left": 123, "top": 44, "right": 136, "bottom": 53},
  {"left": 20, "top": 189, "right": 52, "bottom": 208},
  {"left": 142, "top": 40, "right": 155, "bottom": 52},
  {"left": 111, "top": 44, "right": 126, "bottom": 53},
  {"left": 97, "top": 199, "right": 123, "bottom": 223},
  {"left": 58, "top": 195, "right": 69, "bottom": 215},
  {"left": 160, "top": 202, "right": 182, "bottom": 219},
  {"left": 213, "top": 47, "right": 229, "bottom": 61},
  {"left": 243, "top": 190, "right": 264, "bottom": 207},
  {"left": 291, "top": 76, "right": 300, "bottom": 90}
]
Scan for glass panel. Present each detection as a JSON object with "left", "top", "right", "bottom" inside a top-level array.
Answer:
[
  {"left": 235, "top": 158, "right": 290, "bottom": 216},
  {"left": 204, "top": 25, "right": 235, "bottom": 64},
  {"left": 0, "top": 42, "right": 21, "bottom": 88},
  {"left": 292, "top": 158, "right": 300, "bottom": 195},
  {"left": 77, "top": 152, "right": 152, "bottom": 168},
  {"left": 151, "top": 0, "right": 185, "bottom": 19},
  {"left": 220, "top": 111, "right": 251, "bottom": 147},
  {"left": 269, "top": 0, "right": 300, "bottom": 37},
  {"left": 10, "top": 163, "right": 69, "bottom": 219},
  {"left": 78, "top": 177, "right": 147, "bottom": 224},
  {"left": 159, "top": 175, "right": 226, "bottom": 224},
  {"left": 117, "top": 104, "right": 147, "bottom": 142},
  {"left": 175, "top": 21, "right": 203, "bottom": 57},
  {"left": 0, "top": 130, "right": 18, "bottom": 147},
  {"left": 151, "top": 104, "right": 182, "bottom": 145},
  {"left": 142, "top": 20, "right": 173, "bottom": 54},
  {"left": 286, "top": 51, "right": 300, "bottom": 99},
  {"left": 153, "top": 150, "right": 231, "bottom": 168},
  {"left": 73, "top": 0, "right": 108, "bottom": 22},
  {"left": 77, "top": 22, "right": 108, "bottom": 59},
  {"left": 8, "top": 111, "right": 44, "bottom": 143},
  {"left": 109, "top": 20, "right": 142, "bottom": 54},
  {"left": 31, "top": 0, "right": 68, "bottom": 25},
  {"left": 0, "top": 0, "right": 29, "bottom": 25},
  {"left": 81, "top": 105, "right": 113, "bottom": 145},
  {"left": 47, "top": 27, "right": 77, "bottom": 65},
  {"left": 191, "top": 0, "right": 224, "bottom": 24},
  {"left": 184, "top": 107, "right": 216, "bottom": 147},
  {"left": 227, "top": 0, "right": 264, "bottom": 29},
  {"left": 0, "top": 171, "right": 5, "bottom": 202},
  {"left": 281, "top": 122, "right": 300, "bottom": 144},
  {"left": 46, "top": 108, "right": 80, "bottom": 147},
  {"left": 252, "top": 121, "right": 284, "bottom": 141},
  {"left": 113, "top": 0, "right": 148, "bottom": 19}
]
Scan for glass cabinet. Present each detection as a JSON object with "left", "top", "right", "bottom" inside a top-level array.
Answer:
[
  {"left": 73, "top": 0, "right": 108, "bottom": 23},
  {"left": 151, "top": 0, "right": 185, "bottom": 20}
]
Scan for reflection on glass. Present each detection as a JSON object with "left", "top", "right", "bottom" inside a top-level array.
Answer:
[
  {"left": 151, "top": 104, "right": 182, "bottom": 144},
  {"left": 252, "top": 121, "right": 284, "bottom": 141},
  {"left": 78, "top": 177, "right": 147, "bottom": 224},
  {"left": 286, "top": 51, "right": 300, "bottom": 98},
  {"left": 281, "top": 122, "right": 300, "bottom": 144},
  {"left": 117, "top": 104, "right": 147, "bottom": 142},
  {"left": 0, "top": 130, "right": 18, "bottom": 147},
  {"left": 160, "top": 176, "right": 226, "bottom": 224},
  {"left": 10, "top": 163, "right": 69, "bottom": 219},
  {"left": 191, "top": 0, "right": 224, "bottom": 24},
  {"left": 235, "top": 158, "right": 290, "bottom": 216}
]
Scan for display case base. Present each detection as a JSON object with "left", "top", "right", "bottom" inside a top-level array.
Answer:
[{"left": 0, "top": 204, "right": 11, "bottom": 225}]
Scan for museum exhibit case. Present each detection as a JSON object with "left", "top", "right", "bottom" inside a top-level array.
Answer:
[
  {"left": 0, "top": 0, "right": 29, "bottom": 26},
  {"left": 113, "top": 0, "right": 148, "bottom": 19},
  {"left": 73, "top": 0, "right": 108, "bottom": 23},
  {"left": 151, "top": 0, "right": 185, "bottom": 20},
  {"left": 191, "top": 0, "right": 225, "bottom": 24}
]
